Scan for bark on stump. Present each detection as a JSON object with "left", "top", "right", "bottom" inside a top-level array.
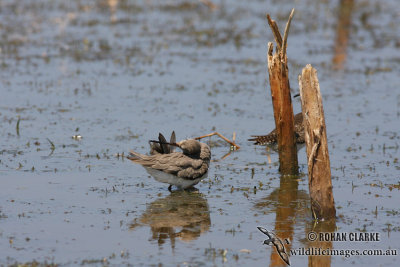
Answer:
[
  {"left": 266, "top": 9, "right": 299, "bottom": 175},
  {"left": 298, "top": 65, "right": 336, "bottom": 220}
]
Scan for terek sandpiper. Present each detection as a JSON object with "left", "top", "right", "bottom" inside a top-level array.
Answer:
[
  {"left": 128, "top": 135, "right": 211, "bottom": 191},
  {"left": 249, "top": 112, "right": 305, "bottom": 146}
]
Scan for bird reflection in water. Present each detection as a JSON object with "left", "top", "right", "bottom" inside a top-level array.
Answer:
[{"left": 129, "top": 191, "right": 211, "bottom": 249}]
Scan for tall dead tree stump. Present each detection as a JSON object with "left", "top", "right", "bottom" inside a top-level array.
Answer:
[
  {"left": 266, "top": 9, "right": 299, "bottom": 175},
  {"left": 298, "top": 65, "right": 336, "bottom": 220}
]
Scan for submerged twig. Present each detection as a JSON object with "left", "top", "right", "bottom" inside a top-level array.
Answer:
[
  {"left": 47, "top": 138, "right": 55, "bottom": 151},
  {"left": 221, "top": 151, "right": 232, "bottom": 160},
  {"left": 16, "top": 116, "right": 20, "bottom": 136},
  {"left": 210, "top": 150, "right": 233, "bottom": 162},
  {"left": 46, "top": 138, "right": 55, "bottom": 157}
]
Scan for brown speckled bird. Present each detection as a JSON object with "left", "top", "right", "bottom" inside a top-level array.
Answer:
[
  {"left": 128, "top": 137, "right": 211, "bottom": 191},
  {"left": 249, "top": 113, "right": 305, "bottom": 145}
]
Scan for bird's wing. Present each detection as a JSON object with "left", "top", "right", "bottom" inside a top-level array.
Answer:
[
  {"left": 159, "top": 153, "right": 208, "bottom": 179},
  {"left": 257, "top": 227, "right": 272, "bottom": 239},
  {"left": 158, "top": 133, "right": 169, "bottom": 154},
  {"left": 169, "top": 131, "right": 176, "bottom": 153},
  {"left": 149, "top": 142, "right": 162, "bottom": 155},
  {"left": 177, "top": 161, "right": 209, "bottom": 179},
  {"left": 279, "top": 252, "right": 290, "bottom": 266},
  {"left": 149, "top": 132, "right": 177, "bottom": 154},
  {"left": 129, "top": 152, "right": 207, "bottom": 179}
]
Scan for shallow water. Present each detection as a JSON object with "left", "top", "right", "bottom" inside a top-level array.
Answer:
[{"left": 0, "top": 0, "right": 399, "bottom": 266}]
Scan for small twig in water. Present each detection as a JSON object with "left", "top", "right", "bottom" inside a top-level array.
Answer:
[
  {"left": 16, "top": 116, "right": 20, "bottom": 136},
  {"left": 46, "top": 138, "right": 55, "bottom": 157},
  {"left": 220, "top": 151, "right": 232, "bottom": 160},
  {"left": 194, "top": 132, "right": 240, "bottom": 150},
  {"left": 47, "top": 138, "right": 55, "bottom": 151}
]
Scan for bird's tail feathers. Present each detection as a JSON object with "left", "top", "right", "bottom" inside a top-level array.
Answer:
[
  {"left": 248, "top": 135, "right": 268, "bottom": 145},
  {"left": 127, "top": 150, "right": 144, "bottom": 161}
]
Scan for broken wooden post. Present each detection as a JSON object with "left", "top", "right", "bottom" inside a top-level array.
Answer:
[
  {"left": 266, "top": 9, "right": 299, "bottom": 175},
  {"left": 298, "top": 64, "right": 336, "bottom": 220}
]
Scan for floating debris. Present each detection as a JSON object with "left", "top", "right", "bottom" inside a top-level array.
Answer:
[
  {"left": 16, "top": 116, "right": 20, "bottom": 136},
  {"left": 47, "top": 138, "right": 55, "bottom": 151},
  {"left": 72, "top": 135, "right": 82, "bottom": 140}
]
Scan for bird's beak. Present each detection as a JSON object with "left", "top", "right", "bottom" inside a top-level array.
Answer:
[
  {"left": 171, "top": 142, "right": 180, "bottom": 147},
  {"left": 175, "top": 141, "right": 183, "bottom": 147}
]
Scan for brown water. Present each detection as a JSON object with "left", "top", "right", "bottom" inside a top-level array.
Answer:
[{"left": 0, "top": 0, "right": 399, "bottom": 266}]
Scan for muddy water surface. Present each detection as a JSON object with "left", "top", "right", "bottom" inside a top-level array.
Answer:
[{"left": 0, "top": 0, "right": 399, "bottom": 266}]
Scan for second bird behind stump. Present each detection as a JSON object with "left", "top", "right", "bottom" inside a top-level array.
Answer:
[{"left": 249, "top": 112, "right": 305, "bottom": 147}]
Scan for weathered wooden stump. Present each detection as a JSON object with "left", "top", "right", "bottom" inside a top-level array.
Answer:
[
  {"left": 298, "top": 65, "right": 336, "bottom": 220},
  {"left": 266, "top": 9, "right": 299, "bottom": 175}
]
